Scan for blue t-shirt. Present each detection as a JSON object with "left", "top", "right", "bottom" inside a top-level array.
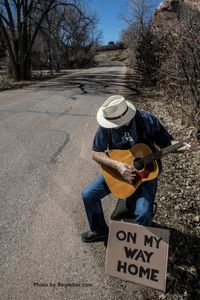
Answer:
[{"left": 92, "top": 110, "right": 173, "bottom": 152}]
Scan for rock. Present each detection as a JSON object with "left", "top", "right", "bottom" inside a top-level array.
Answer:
[
  {"left": 174, "top": 205, "right": 179, "bottom": 211},
  {"left": 193, "top": 216, "right": 200, "bottom": 223}
]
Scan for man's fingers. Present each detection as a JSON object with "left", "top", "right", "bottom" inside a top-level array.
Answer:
[
  {"left": 120, "top": 163, "right": 136, "bottom": 180},
  {"left": 124, "top": 171, "right": 136, "bottom": 180},
  {"left": 186, "top": 127, "right": 195, "bottom": 138},
  {"left": 183, "top": 142, "right": 191, "bottom": 149}
]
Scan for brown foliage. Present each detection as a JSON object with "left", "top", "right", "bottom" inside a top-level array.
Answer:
[{"left": 155, "top": 2, "right": 200, "bottom": 127}]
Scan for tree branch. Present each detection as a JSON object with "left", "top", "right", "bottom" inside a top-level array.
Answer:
[
  {"left": 4, "top": 0, "right": 17, "bottom": 41},
  {"left": 0, "top": 16, "right": 16, "bottom": 64},
  {"left": 0, "top": 12, "right": 9, "bottom": 26}
]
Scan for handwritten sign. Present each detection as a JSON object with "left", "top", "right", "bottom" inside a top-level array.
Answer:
[{"left": 105, "top": 221, "right": 170, "bottom": 291}]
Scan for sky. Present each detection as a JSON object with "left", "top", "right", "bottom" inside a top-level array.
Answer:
[{"left": 88, "top": 0, "right": 162, "bottom": 45}]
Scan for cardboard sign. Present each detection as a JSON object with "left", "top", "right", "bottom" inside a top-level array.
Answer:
[{"left": 105, "top": 221, "right": 170, "bottom": 292}]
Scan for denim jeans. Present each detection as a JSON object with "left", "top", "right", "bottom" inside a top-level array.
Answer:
[{"left": 81, "top": 175, "right": 157, "bottom": 232}]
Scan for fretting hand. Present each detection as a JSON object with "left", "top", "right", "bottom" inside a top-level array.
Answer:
[
  {"left": 183, "top": 128, "right": 200, "bottom": 152},
  {"left": 174, "top": 128, "right": 200, "bottom": 152}
]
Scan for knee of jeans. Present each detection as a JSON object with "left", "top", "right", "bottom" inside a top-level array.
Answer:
[
  {"left": 136, "top": 197, "right": 148, "bottom": 211},
  {"left": 136, "top": 199, "right": 152, "bottom": 217}
]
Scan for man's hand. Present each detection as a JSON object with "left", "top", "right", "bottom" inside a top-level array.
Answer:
[
  {"left": 116, "top": 162, "right": 136, "bottom": 181},
  {"left": 180, "top": 128, "right": 195, "bottom": 151},
  {"left": 173, "top": 128, "right": 200, "bottom": 152}
]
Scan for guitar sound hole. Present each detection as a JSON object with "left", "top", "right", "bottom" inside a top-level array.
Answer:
[{"left": 133, "top": 158, "right": 145, "bottom": 171}]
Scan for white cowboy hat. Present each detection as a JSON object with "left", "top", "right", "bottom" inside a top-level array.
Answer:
[{"left": 97, "top": 95, "right": 136, "bottom": 128}]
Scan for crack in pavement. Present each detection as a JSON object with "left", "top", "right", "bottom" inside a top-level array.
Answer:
[
  {"left": 42, "top": 130, "right": 70, "bottom": 164},
  {"left": 0, "top": 109, "right": 96, "bottom": 118}
]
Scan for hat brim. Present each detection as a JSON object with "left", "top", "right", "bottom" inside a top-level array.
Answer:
[{"left": 97, "top": 100, "right": 136, "bottom": 128}]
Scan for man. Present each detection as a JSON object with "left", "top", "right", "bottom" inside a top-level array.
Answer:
[{"left": 81, "top": 95, "right": 191, "bottom": 242}]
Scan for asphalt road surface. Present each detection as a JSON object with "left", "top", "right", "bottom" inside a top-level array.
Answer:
[{"left": 0, "top": 61, "right": 144, "bottom": 299}]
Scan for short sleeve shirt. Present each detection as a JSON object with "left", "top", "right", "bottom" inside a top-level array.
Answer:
[{"left": 92, "top": 110, "right": 173, "bottom": 152}]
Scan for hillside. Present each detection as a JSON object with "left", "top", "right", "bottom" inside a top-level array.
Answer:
[{"left": 94, "top": 49, "right": 129, "bottom": 65}]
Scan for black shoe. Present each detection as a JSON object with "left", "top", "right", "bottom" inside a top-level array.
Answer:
[{"left": 81, "top": 229, "right": 108, "bottom": 243}]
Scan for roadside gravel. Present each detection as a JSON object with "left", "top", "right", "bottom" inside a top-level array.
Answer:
[{"left": 131, "top": 90, "right": 200, "bottom": 300}]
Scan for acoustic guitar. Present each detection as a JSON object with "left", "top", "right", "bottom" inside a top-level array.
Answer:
[{"left": 101, "top": 132, "right": 200, "bottom": 198}]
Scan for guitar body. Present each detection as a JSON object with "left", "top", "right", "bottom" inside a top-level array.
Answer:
[{"left": 101, "top": 143, "right": 160, "bottom": 198}]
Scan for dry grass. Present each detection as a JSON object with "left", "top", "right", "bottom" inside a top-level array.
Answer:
[
  {"left": 129, "top": 89, "right": 200, "bottom": 300},
  {"left": 95, "top": 49, "right": 129, "bottom": 63},
  {"left": 0, "top": 69, "right": 70, "bottom": 91}
]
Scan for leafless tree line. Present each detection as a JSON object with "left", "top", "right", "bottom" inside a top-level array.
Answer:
[
  {"left": 155, "top": 3, "right": 200, "bottom": 127},
  {"left": 0, "top": 0, "right": 100, "bottom": 80},
  {"left": 121, "top": 0, "right": 200, "bottom": 127}
]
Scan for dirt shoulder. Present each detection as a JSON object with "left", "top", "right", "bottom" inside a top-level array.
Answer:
[
  {"left": 130, "top": 88, "right": 200, "bottom": 300},
  {"left": 0, "top": 70, "right": 73, "bottom": 91}
]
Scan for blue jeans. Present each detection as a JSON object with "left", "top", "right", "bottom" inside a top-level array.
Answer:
[{"left": 81, "top": 175, "right": 157, "bottom": 232}]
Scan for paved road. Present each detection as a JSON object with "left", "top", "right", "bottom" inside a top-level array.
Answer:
[{"left": 0, "top": 61, "right": 142, "bottom": 300}]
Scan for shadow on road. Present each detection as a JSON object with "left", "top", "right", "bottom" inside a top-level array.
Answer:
[{"left": 34, "top": 70, "right": 140, "bottom": 98}]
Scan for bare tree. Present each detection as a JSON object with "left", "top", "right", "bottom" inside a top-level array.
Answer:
[
  {"left": 0, "top": 0, "right": 89, "bottom": 80},
  {"left": 31, "top": 4, "right": 100, "bottom": 71},
  {"left": 120, "top": 0, "right": 160, "bottom": 87},
  {"left": 128, "top": 0, "right": 156, "bottom": 31},
  {"left": 155, "top": 2, "right": 200, "bottom": 126}
]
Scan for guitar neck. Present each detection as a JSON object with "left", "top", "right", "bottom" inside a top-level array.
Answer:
[
  {"left": 160, "top": 137, "right": 191, "bottom": 156},
  {"left": 144, "top": 137, "right": 191, "bottom": 164}
]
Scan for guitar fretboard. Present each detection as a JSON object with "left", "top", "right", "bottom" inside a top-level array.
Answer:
[{"left": 143, "top": 137, "right": 192, "bottom": 164}]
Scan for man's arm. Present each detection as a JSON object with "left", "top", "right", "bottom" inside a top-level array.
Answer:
[
  {"left": 92, "top": 151, "right": 119, "bottom": 169},
  {"left": 92, "top": 150, "right": 136, "bottom": 181}
]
